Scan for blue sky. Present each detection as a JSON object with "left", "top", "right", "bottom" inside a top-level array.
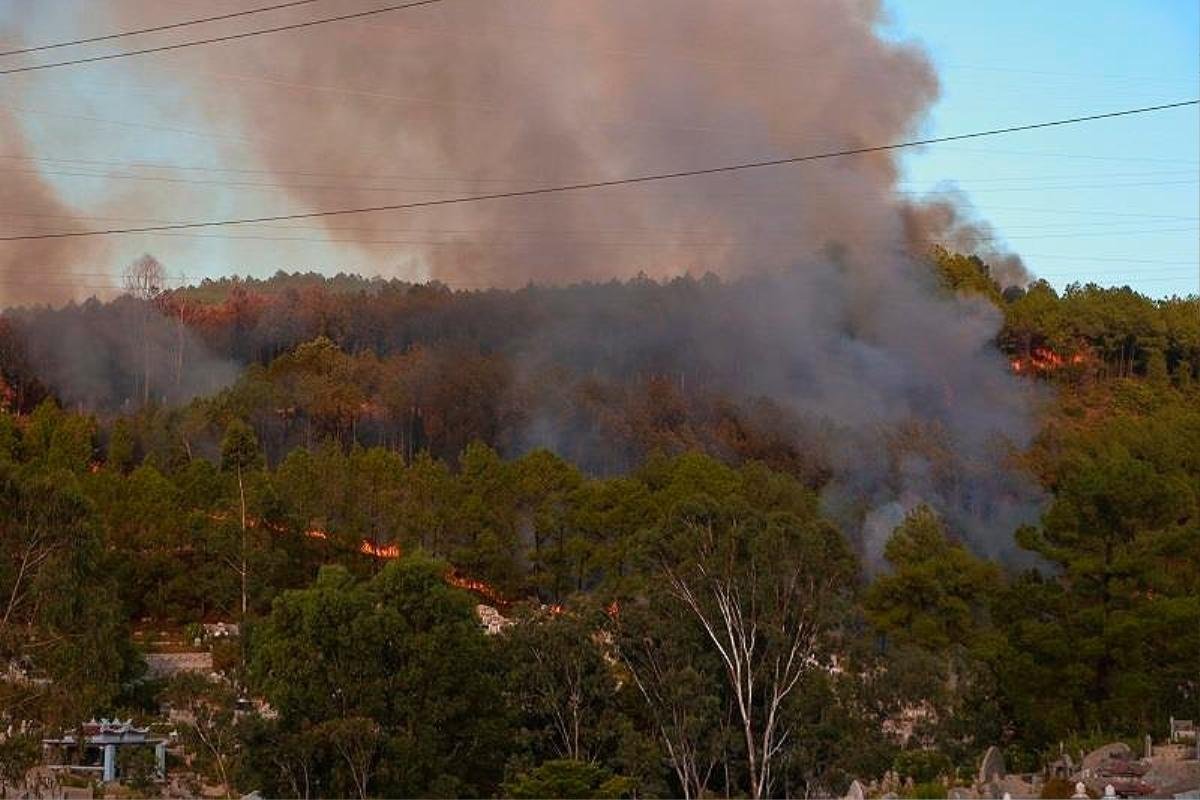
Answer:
[{"left": 884, "top": 0, "right": 1199, "bottom": 298}]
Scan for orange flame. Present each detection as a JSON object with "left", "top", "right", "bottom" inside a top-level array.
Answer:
[
  {"left": 359, "top": 540, "right": 400, "bottom": 559},
  {"left": 1011, "top": 347, "right": 1087, "bottom": 375},
  {"left": 213, "top": 513, "right": 401, "bottom": 560},
  {"left": 445, "top": 569, "right": 510, "bottom": 607}
]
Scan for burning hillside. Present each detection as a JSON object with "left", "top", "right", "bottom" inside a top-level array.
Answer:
[{"left": 0, "top": 0, "right": 1050, "bottom": 567}]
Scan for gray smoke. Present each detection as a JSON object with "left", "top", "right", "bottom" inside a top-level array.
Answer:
[
  {"left": 84, "top": 0, "right": 954, "bottom": 284},
  {"left": 504, "top": 265, "right": 1045, "bottom": 564},
  {"left": 902, "top": 189, "right": 1031, "bottom": 288},
  {"left": 9, "top": 294, "right": 240, "bottom": 410}
]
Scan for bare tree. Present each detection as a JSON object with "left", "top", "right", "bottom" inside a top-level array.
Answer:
[
  {"left": 121, "top": 254, "right": 166, "bottom": 406},
  {"left": 164, "top": 284, "right": 186, "bottom": 389},
  {"left": 319, "top": 718, "right": 382, "bottom": 800},
  {"left": 1, "top": 474, "right": 90, "bottom": 639},
  {"left": 612, "top": 611, "right": 727, "bottom": 800},
  {"left": 655, "top": 511, "right": 851, "bottom": 799},
  {"left": 221, "top": 419, "right": 260, "bottom": 622},
  {"left": 164, "top": 269, "right": 190, "bottom": 389},
  {"left": 504, "top": 608, "right": 617, "bottom": 764},
  {"left": 163, "top": 675, "right": 238, "bottom": 800}
]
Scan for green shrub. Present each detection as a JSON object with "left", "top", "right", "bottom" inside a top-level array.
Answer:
[{"left": 503, "top": 759, "right": 634, "bottom": 799}]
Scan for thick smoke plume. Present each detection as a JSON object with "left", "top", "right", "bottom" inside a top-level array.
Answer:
[
  {"left": 154, "top": 0, "right": 952, "bottom": 285},
  {"left": 902, "top": 189, "right": 1031, "bottom": 288},
  {"left": 2, "top": 0, "right": 1044, "bottom": 562}
]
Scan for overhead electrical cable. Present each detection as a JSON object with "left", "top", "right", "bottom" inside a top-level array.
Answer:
[
  {"left": 0, "top": 161, "right": 1193, "bottom": 195},
  {"left": 0, "top": 100, "right": 1194, "bottom": 243},
  {"left": 0, "top": 0, "right": 451, "bottom": 76},
  {"left": 4, "top": 214, "right": 1193, "bottom": 237},
  {"left": 0, "top": 0, "right": 325, "bottom": 57},
  {"left": 12, "top": 48, "right": 1192, "bottom": 142},
  {"left": 2, "top": 150, "right": 1199, "bottom": 194}
]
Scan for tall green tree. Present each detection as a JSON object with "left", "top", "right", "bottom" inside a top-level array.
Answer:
[
  {"left": 248, "top": 556, "right": 509, "bottom": 797},
  {"left": 1014, "top": 407, "right": 1199, "bottom": 739},
  {"left": 864, "top": 507, "right": 1006, "bottom": 769},
  {"left": 865, "top": 506, "right": 1001, "bottom": 652},
  {"left": 0, "top": 464, "right": 137, "bottom": 729},
  {"left": 500, "top": 605, "right": 621, "bottom": 764}
]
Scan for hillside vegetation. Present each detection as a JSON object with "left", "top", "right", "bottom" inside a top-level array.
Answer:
[{"left": 1, "top": 254, "right": 1197, "bottom": 798}]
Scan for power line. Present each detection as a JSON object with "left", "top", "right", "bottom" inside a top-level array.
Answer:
[
  {"left": 1047, "top": 276, "right": 1199, "bottom": 285},
  {"left": 0, "top": 159, "right": 1191, "bottom": 219},
  {"left": 2, "top": 205, "right": 1196, "bottom": 232},
  {"left": 2, "top": 218, "right": 1195, "bottom": 245},
  {"left": 324, "top": 11, "right": 1200, "bottom": 91},
  {"left": 0, "top": 100, "right": 1195, "bottom": 243},
  {"left": 2, "top": 149, "right": 1199, "bottom": 197},
  {"left": 934, "top": 144, "right": 1199, "bottom": 166},
  {"left": 5, "top": 214, "right": 1194, "bottom": 238},
  {"left": 2, "top": 160, "right": 1194, "bottom": 195},
  {"left": 940, "top": 179, "right": 1198, "bottom": 194},
  {"left": 1034, "top": 269, "right": 1198, "bottom": 277},
  {"left": 8, "top": 67, "right": 1191, "bottom": 158},
  {"left": 3, "top": 55, "right": 1193, "bottom": 158},
  {"left": 0, "top": 7, "right": 1191, "bottom": 168},
  {"left": 3, "top": 272, "right": 1196, "bottom": 294},
  {"left": 0, "top": 101, "right": 261, "bottom": 143},
  {"left": 0, "top": 0, "right": 451, "bottom": 76},
  {"left": 0, "top": 0, "right": 324, "bottom": 58},
  {"left": 1016, "top": 253, "right": 1199, "bottom": 265},
  {"left": 12, "top": 45, "right": 1192, "bottom": 151}
]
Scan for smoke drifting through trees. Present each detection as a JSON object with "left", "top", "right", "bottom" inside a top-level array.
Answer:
[
  {"left": 0, "top": 1, "right": 1043, "bottom": 562},
  {"left": 3, "top": 271, "right": 1043, "bottom": 566},
  {"left": 7, "top": 296, "right": 238, "bottom": 411},
  {"left": 501, "top": 273, "right": 1044, "bottom": 565}
]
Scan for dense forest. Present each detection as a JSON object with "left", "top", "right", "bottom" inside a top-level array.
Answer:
[{"left": 0, "top": 251, "right": 1198, "bottom": 798}]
